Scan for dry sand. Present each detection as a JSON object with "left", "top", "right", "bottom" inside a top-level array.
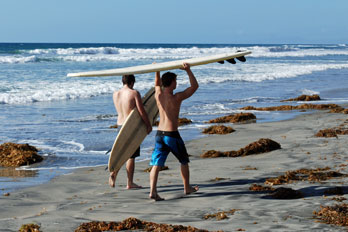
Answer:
[{"left": 1, "top": 110, "right": 347, "bottom": 231}]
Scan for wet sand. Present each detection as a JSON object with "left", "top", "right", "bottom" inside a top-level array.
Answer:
[{"left": 1, "top": 110, "right": 348, "bottom": 231}]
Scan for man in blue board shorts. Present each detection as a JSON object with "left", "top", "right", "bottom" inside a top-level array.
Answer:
[
  {"left": 109, "top": 74, "right": 152, "bottom": 189},
  {"left": 149, "top": 63, "right": 199, "bottom": 201}
]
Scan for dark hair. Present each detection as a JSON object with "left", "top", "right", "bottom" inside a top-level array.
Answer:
[
  {"left": 161, "top": 72, "right": 177, "bottom": 87},
  {"left": 122, "top": 74, "right": 135, "bottom": 87}
]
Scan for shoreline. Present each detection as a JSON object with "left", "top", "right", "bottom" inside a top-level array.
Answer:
[
  {"left": 1, "top": 109, "right": 347, "bottom": 231},
  {"left": 0, "top": 108, "right": 312, "bottom": 196}
]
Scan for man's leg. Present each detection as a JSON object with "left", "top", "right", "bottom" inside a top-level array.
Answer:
[
  {"left": 149, "top": 166, "right": 164, "bottom": 201},
  {"left": 109, "top": 170, "right": 118, "bottom": 188},
  {"left": 126, "top": 158, "right": 142, "bottom": 189},
  {"left": 181, "top": 163, "right": 199, "bottom": 195}
]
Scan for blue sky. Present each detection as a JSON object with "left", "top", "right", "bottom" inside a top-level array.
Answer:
[{"left": 1, "top": 0, "right": 347, "bottom": 44}]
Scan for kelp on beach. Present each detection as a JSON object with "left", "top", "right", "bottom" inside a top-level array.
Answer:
[
  {"left": 314, "top": 204, "right": 348, "bottom": 227},
  {"left": 250, "top": 167, "right": 348, "bottom": 200},
  {"left": 202, "top": 125, "right": 235, "bottom": 134},
  {"left": 281, "top": 94, "right": 321, "bottom": 102},
  {"left": 0, "top": 143, "right": 43, "bottom": 167},
  {"left": 249, "top": 184, "right": 303, "bottom": 199},
  {"left": 315, "top": 128, "right": 348, "bottom": 138},
  {"left": 240, "top": 103, "right": 342, "bottom": 111},
  {"left": 75, "top": 217, "right": 217, "bottom": 232},
  {"left": 269, "top": 187, "right": 303, "bottom": 199},
  {"left": 264, "top": 167, "right": 347, "bottom": 186},
  {"left": 207, "top": 113, "right": 256, "bottom": 124},
  {"left": 19, "top": 223, "right": 41, "bottom": 232},
  {"left": 203, "top": 209, "right": 238, "bottom": 221},
  {"left": 201, "top": 138, "right": 281, "bottom": 158}
]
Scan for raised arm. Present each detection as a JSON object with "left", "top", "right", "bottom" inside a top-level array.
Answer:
[
  {"left": 155, "top": 71, "right": 161, "bottom": 92},
  {"left": 176, "top": 63, "right": 199, "bottom": 101},
  {"left": 134, "top": 91, "right": 152, "bottom": 134}
]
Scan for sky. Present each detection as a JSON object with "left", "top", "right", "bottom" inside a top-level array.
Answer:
[{"left": 1, "top": 0, "right": 347, "bottom": 44}]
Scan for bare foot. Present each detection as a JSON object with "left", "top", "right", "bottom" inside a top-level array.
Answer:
[
  {"left": 109, "top": 172, "right": 116, "bottom": 188},
  {"left": 127, "top": 183, "right": 143, "bottom": 189},
  {"left": 149, "top": 194, "right": 165, "bottom": 201},
  {"left": 185, "top": 185, "right": 199, "bottom": 195}
]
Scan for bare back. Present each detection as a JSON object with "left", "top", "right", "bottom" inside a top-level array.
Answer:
[
  {"left": 113, "top": 86, "right": 137, "bottom": 125},
  {"left": 156, "top": 91, "right": 182, "bottom": 131},
  {"left": 155, "top": 63, "right": 198, "bottom": 132}
]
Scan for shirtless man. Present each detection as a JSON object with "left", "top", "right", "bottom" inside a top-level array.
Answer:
[
  {"left": 149, "top": 63, "right": 199, "bottom": 201},
  {"left": 109, "top": 74, "right": 152, "bottom": 189}
]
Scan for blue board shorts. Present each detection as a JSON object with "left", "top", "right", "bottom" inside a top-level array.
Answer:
[
  {"left": 150, "top": 130, "right": 190, "bottom": 167},
  {"left": 116, "top": 125, "right": 140, "bottom": 159}
]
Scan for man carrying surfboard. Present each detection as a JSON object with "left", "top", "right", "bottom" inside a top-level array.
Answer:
[
  {"left": 109, "top": 74, "right": 152, "bottom": 189},
  {"left": 149, "top": 63, "right": 199, "bottom": 201}
]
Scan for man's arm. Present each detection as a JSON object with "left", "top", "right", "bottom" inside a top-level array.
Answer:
[
  {"left": 134, "top": 91, "right": 152, "bottom": 134},
  {"left": 154, "top": 71, "right": 161, "bottom": 93},
  {"left": 176, "top": 63, "right": 199, "bottom": 101}
]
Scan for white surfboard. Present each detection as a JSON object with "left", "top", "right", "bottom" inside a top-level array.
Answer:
[
  {"left": 108, "top": 87, "right": 158, "bottom": 173},
  {"left": 67, "top": 51, "right": 251, "bottom": 77}
]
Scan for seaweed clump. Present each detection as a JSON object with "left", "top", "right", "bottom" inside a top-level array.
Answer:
[
  {"left": 315, "top": 128, "right": 348, "bottom": 138},
  {"left": 249, "top": 184, "right": 275, "bottom": 192},
  {"left": 269, "top": 187, "right": 303, "bottom": 199},
  {"left": 0, "top": 142, "right": 43, "bottom": 167},
  {"left": 19, "top": 223, "right": 41, "bottom": 232},
  {"left": 75, "top": 217, "right": 213, "bottom": 232},
  {"left": 203, "top": 209, "right": 238, "bottom": 221},
  {"left": 314, "top": 204, "right": 348, "bottom": 227},
  {"left": 281, "top": 94, "right": 321, "bottom": 102},
  {"left": 329, "top": 106, "right": 348, "bottom": 114},
  {"left": 265, "top": 167, "right": 346, "bottom": 186},
  {"left": 240, "top": 103, "right": 341, "bottom": 111},
  {"left": 202, "top": 125, "right": 235, "bottom": 134},
  {"left": 201, "top": 138, "right": 281, "bottom": 158},
  {"left": 208, "top": 113, "right": 256, "bottom": 124},
  {"left": 249, "top": 184, "right": 303, "bottom": 199}
]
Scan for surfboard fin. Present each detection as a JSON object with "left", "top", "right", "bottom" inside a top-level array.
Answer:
[
  {"left": 226, "top": 58, "right": 236, "bottom": 64},
  {"left": 236, "top": 50, "right": 247, "bottom": 62},
  {"left": 236, "top": 56, "right": 246, "bottom": 62},
  {"left": 105, "top": 148, "right": 111, "bottom": 155},
  {"left": 217, "top": 60, "right": 224, "bottom": 64}
]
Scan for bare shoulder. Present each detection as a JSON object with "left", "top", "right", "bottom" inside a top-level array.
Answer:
[
  {"left": 113, "top": 90, "right": 120, "bottom": 98},
  {"left": 173, "top": 91, "right": 186, "bottom": 102},
  {"left": 132, "top": 89, "right": 141, "bottom": 96},
  {"left": 154, "top": 86, "right": 162, "bottom": 96}
]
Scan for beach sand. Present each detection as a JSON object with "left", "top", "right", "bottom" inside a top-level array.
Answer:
[{"left": 1, "top": 110, "right": 348, "bottom": 231}]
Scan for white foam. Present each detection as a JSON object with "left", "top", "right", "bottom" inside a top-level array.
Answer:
[
  {"left": 0, "top": 55, "right": 38, "bottom": 64},
  {"left": 23, "top": 45, "right": 347, "bottom": 59},
  {"left": 1, "top": 62, "right": 348, "bottom": 105},
  {"left": 301, "top": 89, "right": 320, "bottom": 95},
  {"left": 179, "top": 63, "right": 348, "bottom": 84},
  {"left": 0, "top": 78, "right": 152, "bottom": 105},
  {"left": 26, "top": 47, "right": 120, "bottom": 55},
  {"left": 3, "top": 45, "right": 347, "bottom": 64}
]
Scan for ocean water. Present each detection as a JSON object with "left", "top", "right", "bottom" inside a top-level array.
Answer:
[{"left": 1, "top": 43, "right": 348, "bottom": 194}]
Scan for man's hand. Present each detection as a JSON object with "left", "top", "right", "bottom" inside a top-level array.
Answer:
[{"left": 181, "top": 62, "right": 191, "bottom": 71}]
